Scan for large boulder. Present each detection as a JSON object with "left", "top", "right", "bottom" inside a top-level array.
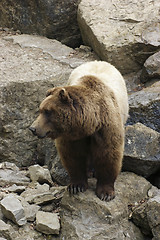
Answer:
[
  {"left": 124, "top": 123, "right": 160, "bottom": 178},
  {"left": 0, "top": 32, "right": 98, "bottom": 167},
  {"left": 78, "top": 0, "right": 160, "bottom": 74},
  {"left": 140, "top": 51, "right": 160, "bottom": 83},
  {"left": 128, "top": 81, "right": 160, "bottom": 132},
  {"left": 0, "top": 0, "right": 81, "bottom": 48},
  {"left": 60, "top": 172, "right": 151, "bottom": 240},
  {"left": 131, "top": 187, "right": 160, "bottom": 240}
]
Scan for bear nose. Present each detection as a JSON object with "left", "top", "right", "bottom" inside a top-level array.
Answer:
[{"left": 29, "top": 126, "right": 37, "bottom": 135}]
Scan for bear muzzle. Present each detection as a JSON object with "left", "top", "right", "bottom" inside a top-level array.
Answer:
[
  {"left": 29, "top": 125, "right": 50, "bottom": 139},
  {"left": 29, "top": 126, "right": 37, "bottom": 135}
]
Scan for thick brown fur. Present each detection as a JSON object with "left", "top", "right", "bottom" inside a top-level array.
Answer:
[{"left": 30, "top": 63, "right": 127, "bottom": 201}]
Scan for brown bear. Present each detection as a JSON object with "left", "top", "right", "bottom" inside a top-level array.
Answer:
[{"left": 29, "top": 61, "right": 129, "bottom": 201}]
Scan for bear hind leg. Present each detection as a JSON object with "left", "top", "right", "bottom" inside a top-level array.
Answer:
[
  {"left": 91, "top": 129, "right": 123, "bottom": 201},
  {"left": 95, "top": 151, "right": 122, "bottom": 201}
]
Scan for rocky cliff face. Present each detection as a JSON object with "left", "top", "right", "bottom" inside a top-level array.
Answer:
[
  {"left": 0, "top": 0, "right": 81, "bottom": 48},
  {"left": 78, "top": 0, "right": 160, "bottom": 74},
  {"left": 0, "top": 0, "right": 160, "bottom": 239},
  {"left": 0, "top": 31, "right": 98, "bottom": 167}
]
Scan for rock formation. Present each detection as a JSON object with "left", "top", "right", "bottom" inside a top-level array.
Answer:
[{"left": 0, "top": 0, "right": 159, "bottom": 238}]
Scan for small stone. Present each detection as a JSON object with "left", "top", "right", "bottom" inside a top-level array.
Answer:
[
  {"left": 28, "top": 165, "right": 53, "bottom": 186},
  {"left": 140, "top": 51, "right": 160, "bottom": 83},
  {"left": 5, "top": 184, "right": 25, "bottom": 194},
  {"left": 20, "top": 184, "right": 55, "bottom": 205},
  {"left": 22, "top": 201, "right": 40, "bottom": 222},
  {"left": 50, "top": 186, "right": 66, "bottom": 198},
  {"left": 148, "top": 186, "right": 160, "bottom": 198},
  {"left": 147, "top": 192, "right": 160, "bottom": 239},
  {"left": 132, "top": 202, "right": 151, "bottom": 236},
  {"left": 41, "top": 203, "right": 56, "bottom": 212},
  {"left": 0, "top": 195, "right": 27, "bottom": 226},
  {"left": 36, "top": 211, "right": 60, "bottom": 235},
  {"left": 32, "top": 192, "right": 56, "bottom": 205},
  {"left": 0, "top": 169, "right": 30, "bottom": 187},
  {"left": 0, "top": 162, "right": 19, "bottom": 171},
  {"left": 20, "top": 183, "right": 50, "bottom": 203},
  {"left": 0, "top": 220, "right": 12, "bottom": 240}
]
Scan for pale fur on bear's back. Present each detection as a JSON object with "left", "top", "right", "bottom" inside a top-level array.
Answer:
[{"left": 68, "top": 61, "right": 129, "bottom": 124}]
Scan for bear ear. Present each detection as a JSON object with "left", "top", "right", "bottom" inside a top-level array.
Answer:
[
  {"left": 59, "top": 88, "right": 71, "bottom": 103},
  {"left": 46, "top": 88, "right": 55, "bottom": 97}
]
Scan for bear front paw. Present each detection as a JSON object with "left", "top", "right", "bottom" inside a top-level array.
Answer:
[
  {"left": 67, "top": 182, "right": 88, "bottom": 194},
  {"left": 96, "top": 184, "right": 115, "bottom": 201}
]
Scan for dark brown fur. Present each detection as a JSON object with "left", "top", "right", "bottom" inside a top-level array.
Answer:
[{"left": 30, "top": 75, "right": 124, "bottom": 201}]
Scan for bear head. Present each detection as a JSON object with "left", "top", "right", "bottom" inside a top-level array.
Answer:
[{"left": 29, "top": 87, "right": 77, "bottom": 140}]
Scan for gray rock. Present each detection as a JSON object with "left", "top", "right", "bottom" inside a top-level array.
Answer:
[
  {"left": 78, "top": 0, "right": 160, "bottom": 74},
  {"left": 141, "top": 51, "right": 160, "bottom": 83},
  {"left": 40, "top": 186, "right": 66, "bottom": 211},
  {"left": 28, "top": 164, "right": 53, "bottom": 186},
  {"left": 0, "top": 195, "right": 27, "bottom": 226},
  {"left": 123, "top": 123, "right": 160, "bottom": 177},
  {"left": 0, "top": 162, "right": 19, "bottom": 172},
  {"left": 147, "top": 193, "right": 160, "bottom": 240},
  {"left": 128, "top": 81, "right": 160, "bottom": 132},
  {"left": 9, "top": 222, "right": 45, "bottom": 240},
  {"left": 36, "top": 211, "right": 60, "bottom": 235},
  {"left": 60, "top": 172, "right": 150, "bottom": 240},
  {"left": 0, "top": 220, "right": 13, "bottom": 240},
  {"left": 132, "top": 202, "right": 152, "bottom": 236},
  {"left": 20, "top": 183, "right": 49, "bottom": 201},
  {"left": 0, "top": 33, "right": 97, "bottom": 167},
  {"left": 21, "top": 201, "right": 40, "bottom": 222},
  {"left": 132, "top": 189, "right": 160, "bottom": 239},
  {"left": 4, "top": 184, "right": 25, "bottom": 194},
  {"left": 40, "top": 204, "right": 56, "bottom": 213},
  {"left": 0, "top": 169, "right": 30, "bottom": 187},
  {"left": 0, "top": 0, "right": 81, "bottom": 48},
  {"left": 30, "top": 192, "right": 56, "bottom": 206},
  {"left": 20, "top": 182, "right": 61, "bottom": 206},
  {"left": 50, "top": 152, "right": 69, "bottom": 186},
  {"left": 148, "top": 186, "right": 160, "bottom": 199},
  {"left": 50, "top": 186, "right": 66, "bottom": 198}
]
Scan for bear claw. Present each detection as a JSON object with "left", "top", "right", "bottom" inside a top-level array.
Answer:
[
  {"left": 100, "top": 193, "right": 115, "bottom": 202},
  {"left": 67, "top": 183, "right": 88, "bottom": 194},
  {"left": 96, "top": 184, "right": 115, "bottom": 202}
]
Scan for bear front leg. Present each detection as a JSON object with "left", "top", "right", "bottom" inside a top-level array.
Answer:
[
  {"left": 68, "top": 175, "right": 88, "bottom": 194},
  {"left": 55, "top": 137, "right": 89, "bottom": 194},
  {"left": 92, "top": 128, "right": 124, "bottom": 201},
  {"left": 66, "top": 158, "right": 88, "bottom": 194}
]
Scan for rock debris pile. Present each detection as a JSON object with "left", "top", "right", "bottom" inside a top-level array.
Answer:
[
  {"left": 0, "top": 163, "right": 65, "bottom": 239},
  {"left": 0, "top": 162, "right": 160, "bottom": 239}
]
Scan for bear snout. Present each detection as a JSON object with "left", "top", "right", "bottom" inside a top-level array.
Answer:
[
  {"left": 29, "top": 126, "right": 37, "bottom": 136},
  {"left": 29, "top": 123, "right": 51, "bottom": 139}
]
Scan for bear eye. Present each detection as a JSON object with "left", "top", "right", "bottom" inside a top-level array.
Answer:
[{"left": 44, "top": 109, "right": 52, "bottom": 117}]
